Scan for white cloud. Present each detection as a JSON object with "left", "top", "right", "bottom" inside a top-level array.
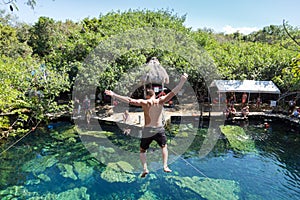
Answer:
[{"left": 222, "top": 25, "right": 259, "bottom": 35}]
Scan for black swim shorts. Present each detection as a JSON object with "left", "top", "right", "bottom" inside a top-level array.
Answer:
[{"left": 140, "top": 127, "right": 167, "bottom": 150}]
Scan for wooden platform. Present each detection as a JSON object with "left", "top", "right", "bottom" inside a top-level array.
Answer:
[{"left": 72, "top": 109, "right": 300, "bottom": 129}]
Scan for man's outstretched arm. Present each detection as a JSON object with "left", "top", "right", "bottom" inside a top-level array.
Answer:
[
  {"left": 105, "top": 90, "right": 131, "bottom": 103},
  {"left": 105, "top": 90, "right": 146, "bottom": 106},
  {"left": 160, "top": 73, "right": 188, "bottom": 103}
]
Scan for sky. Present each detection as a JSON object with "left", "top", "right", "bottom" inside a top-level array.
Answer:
[{"left": 3, "top": 0, "right": 300, "bottom": 34}]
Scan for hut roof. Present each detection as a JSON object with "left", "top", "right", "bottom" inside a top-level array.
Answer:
[
  {"left": 140, "top": 57, "right": 169, "bottom": 84},
  {"left": 210, "top": 80, "right": 281, "bottom": 94}
]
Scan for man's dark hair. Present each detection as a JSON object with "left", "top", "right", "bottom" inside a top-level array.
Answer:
[{"left": 146, "top": 89, "right": 155, "bottom": 97}]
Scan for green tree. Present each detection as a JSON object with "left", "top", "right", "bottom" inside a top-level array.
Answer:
[
  {"left": 207, "top": 38, "right": 296, "bottom": 82},
  {"left": 0, "top": 23, "right": 32, "bottom": 58},
  {"left": 73, "top": 26, "right": 217, "bottom": 103},
  {"left": 0, "top": 56, "right": 30, "bottom": 132},
  {"left": 0, "top": 55, "right": 70, "bottom": 135},
  {"left": 28, "top": 17, "right": 57, "bottom": 58},
  {"left": 26, "top": 10, "right": 192, "bottom": 86},
  {"left": 274, "top": 54, "right": 300, "bottom": 92}
]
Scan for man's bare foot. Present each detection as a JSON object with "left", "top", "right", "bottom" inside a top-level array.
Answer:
[
  {"left": 141, "top": 170, "right": 149, "bottom": 178},
  {"left": 163, "top": 167, "right": 172, "bottom": 173}
]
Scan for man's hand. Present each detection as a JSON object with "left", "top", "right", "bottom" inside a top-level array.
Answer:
[
  {"left": 105, "top": 90, "right": 114, "bottom": 97},
  {"left": 181, "top": 73, "right": 188, "bottom": 82}
]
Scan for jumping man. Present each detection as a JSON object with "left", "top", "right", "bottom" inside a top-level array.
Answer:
[{"left": 105, "top": 73, "right": 188, "bottom": 177}]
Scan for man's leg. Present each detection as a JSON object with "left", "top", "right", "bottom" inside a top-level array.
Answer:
[
  {"left": 161, "top": 144, "right": 172, "bottom": 172},
  {"left": 140, "top": 148, "right": 149, "bottom": 177}
]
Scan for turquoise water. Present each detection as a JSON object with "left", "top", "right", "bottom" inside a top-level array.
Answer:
[{"left": 0, "top": 119, "right": 299, "bottom": 200}]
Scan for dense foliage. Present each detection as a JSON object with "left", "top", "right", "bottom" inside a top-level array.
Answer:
[{"left": 0, "top": 9, "right": 299, "bottom": 136}]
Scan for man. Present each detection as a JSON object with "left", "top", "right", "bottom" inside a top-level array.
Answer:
[
  {"left": 82, "top": 95, "right": 91, "bottom": 124},
  {"left": 105, "top": 73, "right": 188, "bottom": 177},
  {"left": 242, "top": 92, "right": 247, "bottom": 106},
  {"left": 241, "top": 105, "right": 250, "bottom": 119},
  {"left": 288, "top": 98, "right": 296, "bottom": 114},
  {"left": 122, "top": 110, "right": 131, "bottom": 135}
]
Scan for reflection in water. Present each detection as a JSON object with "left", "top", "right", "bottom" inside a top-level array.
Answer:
[{"left": 0, "top": 120, "right": 299, "bottom": 199}]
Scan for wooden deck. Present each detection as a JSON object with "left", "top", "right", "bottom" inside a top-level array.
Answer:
[{"left": 84, "top": 109, "right": 299, "bottom": 129}]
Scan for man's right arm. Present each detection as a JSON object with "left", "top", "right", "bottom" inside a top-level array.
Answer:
[
  {"left": 105, "top": 90, "right": 131, "bottom": 103},
  {"left": 104, "top": 90, "right": 147, "bottom": 106}
]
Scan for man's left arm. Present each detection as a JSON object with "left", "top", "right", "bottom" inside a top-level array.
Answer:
[{"left": 159, "top": 73, "right": 188, "bottom": 104}]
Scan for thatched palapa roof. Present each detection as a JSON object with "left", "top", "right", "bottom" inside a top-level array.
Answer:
[{"left": 140, "top": 57, "right": 169, "bottom": 85}]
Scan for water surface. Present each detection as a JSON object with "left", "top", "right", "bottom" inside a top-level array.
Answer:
[{"left": 0, "top": 119, "right": 299, "bottom": 200}]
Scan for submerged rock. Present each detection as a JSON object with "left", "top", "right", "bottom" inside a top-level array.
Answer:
[
  {"left": 44, "top": 187, "right": 90, "bottom": 200},
  {"left": 22, "top": 155, "right": 58, "bottom": 174},
  {"left": 77, "top": 127, "right": 115, "bottom": 138},
  {"left": 50, "top": 125, "right": 78, "bottom": 141},
  {"left": 166, "top": 175, "right": 240, "bottom": 200},
  {"left": 0, "top": 185, "right": 90, "bottom": 199},
  {"left": 37, "top": 174, "right": 51, "bottom": 182},
  {"left": 104, "top": 147, "right": 115, "bottom": 154},
  {"left": 0, "top": 185, "right": 37, "bottom": 198},
  {"left": 138, "top": 190, "right": 159, "bottom": 200},
  {"left": 116, "top": 161, "right": 134, "bottom": 173},
  {"left": 25, "top": 179, "right": 40, "bottom": 185},
  {"left": 220, "top": 125, "right": 256, "bottom": 153},
  {"left": 57, "top": 163, "right": 78, "bottom": 180},
  {"left": 100, "top": 161, "right": 136, "bottom": 183},
  {"left": 73, "top": 161, "right": 94, "bottom": 181},
  {"left": 25, "top": 174, "right": 51, "bottom": 186}
]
